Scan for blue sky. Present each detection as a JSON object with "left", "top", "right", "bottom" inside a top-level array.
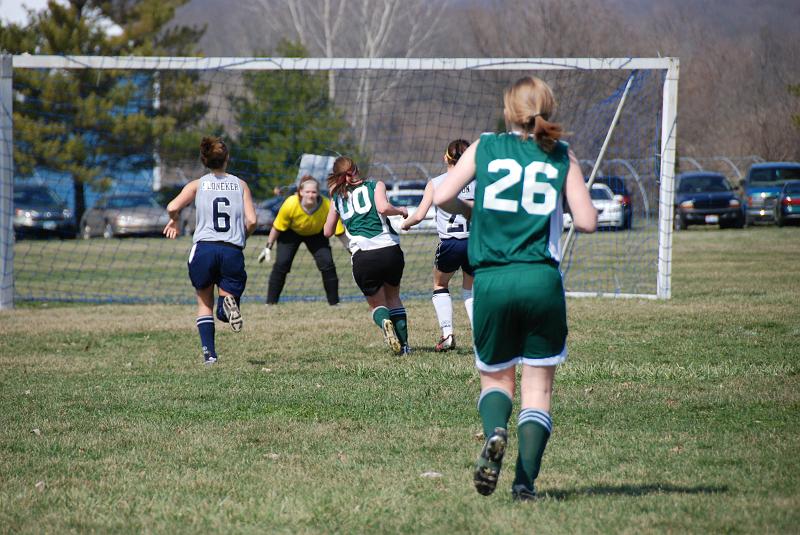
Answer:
[{"left": 1, "top": 0, "right": 56, "bottom": 25}]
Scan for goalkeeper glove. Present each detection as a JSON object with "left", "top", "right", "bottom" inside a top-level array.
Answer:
[{"left": 257, "top": 246, "right": 272, "bottom": 264}]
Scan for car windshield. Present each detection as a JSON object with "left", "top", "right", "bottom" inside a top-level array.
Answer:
[
  {"left": 14, "top": 188, "right": 62, "bottom": 207},
  {"left": 678, "top": 175, "right": 731, "bottom": 193},
  {"left": 590, "top": 187, "right": 612, "bottom": 200},
  {"left": 106, "top": 196, "right": 160, "bottom": 209},
  {"left": 785, "top": 182, "right": 800, "bottom": 194},
  {"left": 749, "top": 167, "right": 800, "bottom": 185},
  {"left": 390, "top": 195, "right": 423, "bottom": 207}
]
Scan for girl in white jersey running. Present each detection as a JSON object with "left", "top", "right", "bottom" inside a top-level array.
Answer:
[
  {"left": 402, "top": 139, "right": 474, "bottom": 352},
  {"left": 163, "top": 137, "right": 257, "bottom": 365}
]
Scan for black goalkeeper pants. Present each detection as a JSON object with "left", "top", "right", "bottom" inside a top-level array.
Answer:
[{"left": 266, "top": 229, "right": 339, "bottom": 305}]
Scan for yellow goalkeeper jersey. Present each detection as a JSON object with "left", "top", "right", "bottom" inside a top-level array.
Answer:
[{"left": 273, "top": 194, "right": 344, "bottom": 236}]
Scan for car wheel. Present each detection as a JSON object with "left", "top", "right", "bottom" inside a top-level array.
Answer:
[
  {"left": 102, "top": 222, "right": 115, "bottom": 239},
  {"left": 673, "top": 213, "right": 685, "bottom": 231}
]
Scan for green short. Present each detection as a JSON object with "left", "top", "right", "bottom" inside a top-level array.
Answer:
[{"left": 472, "top": 262, "right": 568, "bottom": 371}]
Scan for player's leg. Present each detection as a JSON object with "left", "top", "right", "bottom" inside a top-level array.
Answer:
[
  {"left": 511, "top": 264, "right": 567, "bottom": 501},
  {"left": 432, "top": 267, "right": 456, "bottom": 351},
  {"left": 461, "top": 269, "right": 475, "bottom": 327},
  {"left": 474, "top": 367, "right": 515, "bottom": 496},
  {"left": 195, "top": 285, "right": 217, "bottom": 365},
  {"left": 187, "top": 242, "right": 220, "bottom": 364},
  {"left": 365, "top": 287, "right": 400, "bottom": 355},
  {"left": 306, "top": 233, "right": 340, "bottom": 306},
  {"left": 266, "top": 230, "right": 302, "bottom": 304},
  {"left": 353, "top": 248, "right": 400, "bottom": 354},
  {"left": 217, "top": 245, "right": 247, "bottom": 333},
  {"left": 383, "top": 245, "right": 409, "bottom": 353},
  {"left": 470, "top": 267, "right": 528, "bottom": 496},
  {"left": 384, "top": 283, "right": 409, "bottom": 354},
  {"left": 512, "top": 365, "right": 556, "bottom": 501}
]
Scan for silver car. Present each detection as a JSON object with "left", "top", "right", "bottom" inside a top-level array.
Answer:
[{"left": 80, "top": 193, "right": 170, "bottom": 239}]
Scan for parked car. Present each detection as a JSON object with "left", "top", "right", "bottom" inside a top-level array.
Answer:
[
  {"left": 156, "top": 184, "right": 195, "bottom": 236},
  {"left": 592, "top": 176, "right": 633, "bottom": 229},
  {"left": 254, "top": 201, "right": 275, "bottom": 234},
  {"left": 13, "top": 183, "right": 76, "bottom": 239},
  {"left": 743, "top": 162, "right": 800, "bottom": 224},
  {"left": 80, "top": 193, "right": 170, "bottom": 239},
  {"left": 673, "top": 172, "right": 744, "bottom": 230},
  {"left": 774, "top": 180, "right": 800, "bottom": 227},
  {"left": 563, "top": 183, "right": 626, "bottom": 230},
  {"left": 386, "top": 190, "right": 436, "bottom": 233},
  {"left": 388, "top": 179, "right": 428, "bottom": 193}
]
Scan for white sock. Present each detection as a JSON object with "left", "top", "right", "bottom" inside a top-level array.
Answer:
[
  {"left": 462, "top": 288, "right": 474, "bottom": 327},
  {"left": 431, "top": 290, "right": 453, "bottom": 338}
]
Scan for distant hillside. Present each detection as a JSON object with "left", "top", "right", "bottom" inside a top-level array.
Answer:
[{"left": 175, "top": 0, "right": 800, "bottom": 57}]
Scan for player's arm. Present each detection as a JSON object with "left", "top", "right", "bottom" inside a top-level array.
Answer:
[
  {"left": 401, "top": 181, "right": 434, "bottom": 230},
  {"left": 323, "top": 201, "right": 340, "bottom": 238},
  {"left": 564, "top": 150, "right": 597, "bottom": 233},
  {"left": 374, "top": 181, "right": 408, "bottom": 218},
  {"left": 434, "top": 140, "right": 479, "bottom": 217},
  {"left": 163, "top": 179, "right": 199, "bottom": 239},
  {"left": 240, "top": 180, "right": 258, "bottom": 236}
]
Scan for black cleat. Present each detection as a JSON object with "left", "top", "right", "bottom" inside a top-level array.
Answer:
[{"left": 473, "top": 427, "right": 508, "bottom": 496}]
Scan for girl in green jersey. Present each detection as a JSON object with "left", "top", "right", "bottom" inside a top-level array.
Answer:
[
  {"left": 324, "top": 157, "right": 412, "bottom": 355},
  {"left": 434, "top": 76, "right": 597, "bottom": 500}
]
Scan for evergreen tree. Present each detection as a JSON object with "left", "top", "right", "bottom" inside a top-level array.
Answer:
[
  {"left": 230, "top": 40, "right": 364, "bottom": 198},
  {"left": 0, "top": 0, "right": 207, "bottom": 224}
]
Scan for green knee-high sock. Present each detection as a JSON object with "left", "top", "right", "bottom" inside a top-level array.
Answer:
[
  {"left": 477, "top": 388, "right": 513, "bottom": 439},
  {"left": 513, "top": 409, "right": 552, "bottom": 491},
  {"left": 389, "top": 307, "right": 408, "bottom": 346},
  {"left": 371, "top": 306, "right": 391, "bottom": 328}
]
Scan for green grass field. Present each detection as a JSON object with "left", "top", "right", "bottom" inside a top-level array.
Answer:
[{"left": 1, "top": 227, "right": 799, "bottom": 533}]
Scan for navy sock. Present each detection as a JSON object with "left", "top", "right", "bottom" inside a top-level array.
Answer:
[{"left": 196, "top": 315, "right": 216, "bottom": 356}]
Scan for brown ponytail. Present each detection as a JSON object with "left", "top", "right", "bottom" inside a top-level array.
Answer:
[
  {"left": 200, "top": 136, "right": 228, "bottom": 170},
  {"left": 327, "top": 156, "right": 359, "bottom": 199},
  {"left": 503, "top": 77, "right": 563, "bottom": 153},
  {"left": 444, "top": 139, "right": 470, "bottom": 165}
]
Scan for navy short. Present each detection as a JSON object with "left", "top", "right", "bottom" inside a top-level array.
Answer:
[
  {"left": 351, "top": 245, "right": 404, "bottom": 296},
  {"left": 435, "top": 238, "right": 473, "bottom": 276},
  {"left": 187, "top": 241, "right": 247, "bottom": 298}
]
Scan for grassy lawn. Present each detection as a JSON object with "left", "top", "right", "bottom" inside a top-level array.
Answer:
[{"left": 0, "top": 226, "right": 798, "bottom": 533}]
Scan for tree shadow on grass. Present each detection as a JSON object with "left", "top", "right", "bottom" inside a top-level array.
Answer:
[{"left": 542, "top": 483, "right": 728, "bottom": 501}]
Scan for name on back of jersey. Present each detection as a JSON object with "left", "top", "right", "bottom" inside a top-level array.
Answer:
[{"left": 202, "top": 181, "right": 241, "bottom": 191}]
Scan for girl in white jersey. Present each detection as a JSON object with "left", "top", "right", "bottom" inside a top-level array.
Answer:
[
  {"left": 434, "top": 77, "right": 597, "bottom": 501},
  {"left": 401, "top": 139, "right": 474, "bottom": 352},
  {"left": 163, "top": 137, "right": 257, "bottom": 365}
]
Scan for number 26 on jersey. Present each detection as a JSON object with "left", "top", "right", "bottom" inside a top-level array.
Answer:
[{"left": 482, "top": 159, "right": 558, "bottom": 216}]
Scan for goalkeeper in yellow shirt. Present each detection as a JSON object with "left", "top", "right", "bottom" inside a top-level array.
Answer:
[{"left": 259, "top": 175, "right": 347, "bottom": 305}]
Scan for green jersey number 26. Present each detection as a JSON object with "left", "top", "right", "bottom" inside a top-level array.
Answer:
[{"left": 483, "top": 159, "right": 558, "bottom": 215}]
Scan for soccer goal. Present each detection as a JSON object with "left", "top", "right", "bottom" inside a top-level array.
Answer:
[{"left": 0, "top": 55, "right": 678, "bottom": 307}]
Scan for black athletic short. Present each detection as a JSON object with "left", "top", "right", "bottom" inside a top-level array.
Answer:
[{"left": 351, "top": 244, "right": 404, "bottom": 296}]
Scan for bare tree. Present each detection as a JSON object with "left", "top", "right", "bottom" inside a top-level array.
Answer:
[{"left": 255, "top": 0, "right": 450, "bottom": 149}]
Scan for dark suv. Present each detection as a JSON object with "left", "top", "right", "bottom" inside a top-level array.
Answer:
[
  {"left": 743, "top": 162, "right": 800, "bottom": 224},
  {"left": 674, "top": 172, "right": 744, "bottom": 230}
]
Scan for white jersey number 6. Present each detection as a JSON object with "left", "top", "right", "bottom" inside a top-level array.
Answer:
[{"left": 483, "top": 159, "right": 558, "bottom": 216}]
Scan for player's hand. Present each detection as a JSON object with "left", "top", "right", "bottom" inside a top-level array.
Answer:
[
  {"left": 257, "top": 246, "right": 272, "bottom": 264},
  {"left": 400, "top": 219, "right": 413, "bottom": 231},
  {"left": 399, "top": 207, "right": 409, "bottom": 218},
  {"left": 163, "top": 219, "right": 178, "bottom": 239}
]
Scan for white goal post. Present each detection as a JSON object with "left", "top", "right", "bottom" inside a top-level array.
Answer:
[{"left": 0, "top": 55, "right": 678, "bottom": 308}]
